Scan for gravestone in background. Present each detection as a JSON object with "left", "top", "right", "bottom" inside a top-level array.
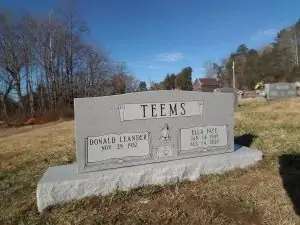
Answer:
[
  {"left": 213, "top": 87, "right": 238, "bottom": 107},
  {"left": 264, "top": 83, "right": 297, "bottom": 100},
  {"left": 36, "top": 90, "right": 262, "bottom": 212}
]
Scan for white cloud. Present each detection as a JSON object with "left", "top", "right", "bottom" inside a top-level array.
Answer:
[
  {"left": 251, "top": 28, "right": 277, "bottom": 41},
  {"left": 154, "top": 52, "right": 184, "bottom": 62}
]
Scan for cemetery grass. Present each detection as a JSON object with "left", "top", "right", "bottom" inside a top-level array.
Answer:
[{"left": 1, "top": 98, "right": 300, "bottom": 225}]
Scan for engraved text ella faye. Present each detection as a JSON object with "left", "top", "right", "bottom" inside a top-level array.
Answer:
[
  {"left": 118, "top": 101, "right": 204, "bottom": 121},
  {"left": 180, "top": 125, "right": 228, "bottom": 151}
]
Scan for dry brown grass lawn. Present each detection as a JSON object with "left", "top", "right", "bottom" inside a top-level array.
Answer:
[{"left": 1, "top": 98, "right": 300, "bottom": 224}]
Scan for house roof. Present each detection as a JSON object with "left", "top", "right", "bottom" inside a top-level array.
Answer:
[{"left": 197, "top": 77, "right": 219, "bottom": 86}]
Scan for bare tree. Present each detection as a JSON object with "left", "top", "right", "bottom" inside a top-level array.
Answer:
[
  {"left": 0, "top": 3, "right": 140, "bottom": 121},
  {"left": 20, "top": 12, "right": 36, "bottom": 117},
  {"left": 0, "top": 69, "right": 14, "bottom": 120},
  {"left": 0, "top": 12, "right": 24, "bottom": 111},
  {"left": 203, "top": 60, "right": 215, "bottom": 78}
]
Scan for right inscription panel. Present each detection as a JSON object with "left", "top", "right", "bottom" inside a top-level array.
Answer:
[{"left": 180, "top": 125, "right": 228, "bottom": 152}]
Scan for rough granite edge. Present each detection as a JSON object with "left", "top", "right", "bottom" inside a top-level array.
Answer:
[{"left": 36, "top": 146, "right": 263, "bottom": 212}]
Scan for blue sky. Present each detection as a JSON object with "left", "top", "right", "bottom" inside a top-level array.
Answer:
[{"left": 2, "top": 0, "right": 300, "bottom": 85}]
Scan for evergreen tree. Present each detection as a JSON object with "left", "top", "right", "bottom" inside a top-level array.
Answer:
[
  {"left": 138, "top": 81, "right": 147, "bottom": 91},
  {"left": 175, "top": 67, "right": 193, "bottom": 90}
]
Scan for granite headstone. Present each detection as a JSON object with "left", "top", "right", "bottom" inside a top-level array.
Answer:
[
  {"left": 36, "top": 90, "right": 262, "bottom": 212},
  {"left": 264, "top": 83, "right": 297, "bottom": 100},
  {"left": 75, "top": 90, "right": 235, "bottom": 173}
]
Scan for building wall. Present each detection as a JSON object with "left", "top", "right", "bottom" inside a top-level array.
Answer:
[{"left": 193, "top": 84, "right": 220, "bottom": 92}]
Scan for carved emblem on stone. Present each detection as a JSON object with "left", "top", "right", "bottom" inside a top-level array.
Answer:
[{"left": 160, "top": 123, "right": 171, "bottom": 143}]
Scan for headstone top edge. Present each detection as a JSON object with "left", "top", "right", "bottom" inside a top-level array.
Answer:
[{"left": 74, "top": 90, "right": 231, "bottom": 101}]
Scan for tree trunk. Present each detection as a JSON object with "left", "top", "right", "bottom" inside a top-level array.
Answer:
[
  {"left": 0, "top": 95, "right": 8, "bottom": 121},
  {"left": 26, "top": 63, "right": 35, "bottom": 117},
  {"left": 29, "top": 83, "right": 35, "bottom": 117},
  {"left": 15, "top": 80, "right": 24, "bottom": 111},
  {"left": 40, "top": 85, "right": 44, "bottom": 114}
]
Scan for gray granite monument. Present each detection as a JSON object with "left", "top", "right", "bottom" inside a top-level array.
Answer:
[
  {"left": 264, "top": 83, "right": 297, "bottom": 100},
  {"left": 36, "top": 90, "right": 262, "bottom": 212}
]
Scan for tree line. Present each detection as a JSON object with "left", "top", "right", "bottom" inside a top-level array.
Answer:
[
  {"left": 209, "top": 19, "right": 300, "bottom": 90},
  {"left": 150, "top": 66, "right": 193, "bottom": 91},
  {"left": 0, "top": 1, "right": 141, "bottom": 121}
]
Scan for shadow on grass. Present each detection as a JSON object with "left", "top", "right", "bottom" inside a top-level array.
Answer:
[
  {"left": 234, "top": 133, "right": 258, "bottom": 147},
  {"left": 279, "top": 154, "right": 300, "bottom": 215}
]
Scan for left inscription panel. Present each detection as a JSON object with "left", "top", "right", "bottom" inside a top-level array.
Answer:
[{"left": 87, "top": 132, "right": 151, "bottom": 163}]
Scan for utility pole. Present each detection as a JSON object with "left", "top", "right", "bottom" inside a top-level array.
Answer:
[{"left": 232, "top": 61, "right": 236, "bottom": 90}]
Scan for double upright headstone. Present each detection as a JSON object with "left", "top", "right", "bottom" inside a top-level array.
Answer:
[
  {"left": 75, "top": 90, "right": 235, "bottom": 173},
  {"left": 36, "top": 90, "right": 262, "bottom": 212}
]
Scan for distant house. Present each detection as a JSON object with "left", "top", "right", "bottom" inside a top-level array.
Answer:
[{"left": 193, "top": 77, "right": 220, "bottom": 92}]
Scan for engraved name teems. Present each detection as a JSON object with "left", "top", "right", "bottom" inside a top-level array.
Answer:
[
  {"left": 119, "top": 101, "right": 203, "bottom": 121},
  {"left": 141, "top": 103, "right": 186, "bottom": 118}
]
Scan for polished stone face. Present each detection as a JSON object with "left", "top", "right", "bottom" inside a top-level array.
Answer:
[{"left": 74, "top": 90, "right": 234, "bottom": 173}]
